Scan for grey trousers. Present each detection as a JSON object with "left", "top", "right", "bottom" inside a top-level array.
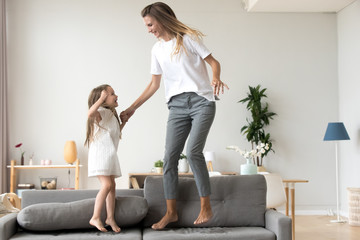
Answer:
[{"left": 163, "top": 92, "right": 216, "bottom": 199}]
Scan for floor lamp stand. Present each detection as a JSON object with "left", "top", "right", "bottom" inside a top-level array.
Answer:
[{"left": 330, "top": 142, "right": 346, "bottom": 223}]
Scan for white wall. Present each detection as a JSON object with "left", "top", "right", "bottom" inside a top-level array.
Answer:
[
  {"left": 7, "top": 0, "right": 340, "bottom": 213},
  {"left": 337, "top": 0, "right": 360, "bottom": 215}
]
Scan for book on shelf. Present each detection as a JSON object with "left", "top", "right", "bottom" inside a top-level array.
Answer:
[{"left": 17, "top": 183, "right": 35, "bottom": 189}]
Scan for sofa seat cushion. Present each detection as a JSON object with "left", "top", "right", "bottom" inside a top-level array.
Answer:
[
  {"left": 9, "top": 227, "right": 142, "bottom": 240},
  {"left": 17, "top": 196, "right": 148, "bottom": 231},
  {"left": 143, "top": 175, "right": 266, "bottom": 228},
  {"left": 142, "top": 227, "right": 275, "bottom": 240}
]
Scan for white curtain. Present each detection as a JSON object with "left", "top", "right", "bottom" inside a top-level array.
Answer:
[{"left": 0, "top": 0, "right": 8, "bottom": 193}]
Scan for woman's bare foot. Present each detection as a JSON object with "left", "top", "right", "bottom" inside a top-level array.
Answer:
[
  {"left": 194, "top": 196, "right": 213, "bottom": 225},
  {"left": 89, "top": 218, "right": 108, "bottom": 232},
  {"left": 105, "top": 218, "right": 121, "bottom": 233},
  {"left": 194, "top": 208, "right": 213, "bottom": 225},
  {"left": 152, "top": 212, "right": 178, "bottom": 230}
]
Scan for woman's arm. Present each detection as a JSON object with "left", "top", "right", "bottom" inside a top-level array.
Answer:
[
  {"left": 88, "top": 90, "right": 108, "bottom": 123},
  {"left": 121, "top": 74, "right": 161, "bottom": 122},
  {"left": 204, "top": 54, "right": 229, "bottom": 95}
]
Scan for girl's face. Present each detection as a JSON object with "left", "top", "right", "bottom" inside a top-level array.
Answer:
[
  {"left": 143, "top": 15, "right": 169, "bottom": 40},
  {"left": 104, "top": 86, "right": 118, "bottom": 108}
]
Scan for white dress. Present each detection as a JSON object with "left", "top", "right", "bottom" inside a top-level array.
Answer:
[{"left": 88, "top": 107, "right": 121, "bottom": 178}]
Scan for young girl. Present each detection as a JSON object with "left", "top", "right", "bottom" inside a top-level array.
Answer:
[{"left": 85, "top": 84, "right": 125, "bottom": 233}]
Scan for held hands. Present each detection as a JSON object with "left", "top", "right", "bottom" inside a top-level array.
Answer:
[
  {"left": 212, "top": 78, "right": 229, "bottom": 96},
  {"left": 120, "top": 107, "right": 135, "bottom": 123}
]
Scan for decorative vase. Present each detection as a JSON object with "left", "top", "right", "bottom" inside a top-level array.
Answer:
[
  {"left": 240, "top": 158, "right": 257, "bottom": 175},
  {"left": 178, "top": 159, "right": 189, "bottom": 173},
  {"left": 64, "top": 141, "right": 77, "bottom": 164},
  {"left": 21, "top": 155, "right": 24, "bottom": 165}
]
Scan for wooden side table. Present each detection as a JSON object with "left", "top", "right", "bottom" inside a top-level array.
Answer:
[
  {"left": 7, "top": 159, "right": 82, "bottom": 193},
  {"left": 283, "top": 179, "right": 309, "bottom": 240}
]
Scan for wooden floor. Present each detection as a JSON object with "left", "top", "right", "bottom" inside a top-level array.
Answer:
[{"left": 295, "top": 215, "right": 360, "bottom": 240}]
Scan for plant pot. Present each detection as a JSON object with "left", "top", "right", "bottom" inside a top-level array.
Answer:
[
  {"left": 257, "top": 165, "right": 267, "bottom": 173},
  {"left": 178, "top": 159, "right": 189, "bottom": 173},
  {"left": 155, "top": 167, "right": 163, "bottom": 174}
]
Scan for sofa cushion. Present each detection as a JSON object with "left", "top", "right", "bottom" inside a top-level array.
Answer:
[
  {"left": 11, "top": 228, "right": 143, "bottom": 240},
  {"left": 143, "top": 175, "right": 266, "bottom": 228},
  {"left": 17, "top": 196, "right": 148, "bottom": 231},
  {"left": 21, "top": 189, "right": 144, "bottom": 209}
]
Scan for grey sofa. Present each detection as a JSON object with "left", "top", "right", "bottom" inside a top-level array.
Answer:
[{"left": 0, "top": 175, "right": 291, "bottom": 240}]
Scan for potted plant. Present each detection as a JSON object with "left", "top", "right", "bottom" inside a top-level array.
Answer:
[
  {"left": 178, "top": 153, "right": 189, "bottom": 173},
  {"left": 227, "top": 144, "right": 269, "bottom": 174},
  {"left": 154, "top": 160, "right": 164, "bottom": 174},
  {"left": 239, "top": 85, "right": 276, "bottom": 167}
]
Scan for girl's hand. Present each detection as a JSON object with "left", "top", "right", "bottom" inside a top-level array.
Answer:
[
  {"left": 212, "top": 78, "right": 229, "bottom": 96},
  {"left": 100, "top": 90, "right": 109, "bottom": 101}
]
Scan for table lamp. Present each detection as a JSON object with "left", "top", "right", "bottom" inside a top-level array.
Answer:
[
  {"left": 204, "top": 151, "right": 215, "bottom": 172},
  {"left": 64, "top": 141, "right": 77, "bottom": 164},
  {"left": 323, "top": 122, "right": 350, "bottom": 223}
]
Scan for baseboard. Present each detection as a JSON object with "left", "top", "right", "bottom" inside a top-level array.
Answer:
[{"left": 277, "top": 209, "right": 349, "bottom": 217}]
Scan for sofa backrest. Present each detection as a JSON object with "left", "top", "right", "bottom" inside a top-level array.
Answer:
[
  {"left": 21, "top": 189, "right": 144, "bottom": 208},
  {"left": 143, "top": 175, "right": 267, "bottom": 228}
]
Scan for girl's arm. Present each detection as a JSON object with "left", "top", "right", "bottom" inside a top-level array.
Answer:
[
  {"left": 121, "top": 74, "right": 161, "bottom": 122},
  {"left": 120, "top": 121, "right": 126, "bottom": 132},
  {"left": 204, "top": 54, "right": 229, "bottom": 95},
  {"left": 88, "top": 90, "right": 108, "bottom": 123}
]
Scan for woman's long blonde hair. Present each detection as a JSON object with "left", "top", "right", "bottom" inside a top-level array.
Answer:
[
  {"left": 84, "top": 84, "right": 120, "bottom": 147},
  {"left": 141, "top": 2, "right": 205, "bottom": 56}
]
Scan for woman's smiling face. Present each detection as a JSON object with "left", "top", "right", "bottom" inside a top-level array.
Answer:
[{"left": 143, "top": 15, "right": 168, "bottom": 40}]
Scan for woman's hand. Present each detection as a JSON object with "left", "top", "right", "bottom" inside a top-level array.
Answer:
[
  {"left": 212, "top": 78, "right": 229, "bottom": 96},
  {"left": 120, "top": 107, "right": 135, "bottom": 123},
  {"left": 205, "top": 54, "right": 229, "bottom": 96}
]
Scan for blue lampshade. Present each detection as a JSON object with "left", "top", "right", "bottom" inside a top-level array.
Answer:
[{"left": 323, "top": 122, "right": 350, "bottom": 141}]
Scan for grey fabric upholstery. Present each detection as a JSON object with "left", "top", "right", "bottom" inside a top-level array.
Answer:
[
  {"left": 265, "top": 209, "right": 292, "bottom": 240},
  {"left": 143, "top": 175, "right": 267, "bottom": 228},
  {"left": 21, "top": 189, "right": 143, "bottom": 208},
  {"left": 143, "top": 227, "right": 275, "bottom": 240},
  {"left": 0, "top": 213, "right": 18, "bottom": 240},
  {"left": 1, "top": 176, "right": 291, "bottom": 240},
  {"left": 17, "top": 196, "right": 148, "bottom": 231}
]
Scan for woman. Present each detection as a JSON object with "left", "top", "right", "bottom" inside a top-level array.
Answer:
[{"left": 121, "top": 2, "right": 228, "bottom": 230}]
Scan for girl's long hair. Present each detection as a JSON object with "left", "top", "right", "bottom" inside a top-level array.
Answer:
[
  {"left": 84, "top": 84, "right": 120, "bottom": 147},
  {"left": 141, "top": 2, "right": 204, "bottom": 56}
]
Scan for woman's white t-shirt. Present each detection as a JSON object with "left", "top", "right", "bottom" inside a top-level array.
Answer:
[{"left": 150, "top": 34, "right": 215, "bottom": 103}]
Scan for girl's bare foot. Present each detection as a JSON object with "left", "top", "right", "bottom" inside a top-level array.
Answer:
[
  {"left": 89, "top": 218, "right": 107, "bottom": 232},
  {"left": 105, "top": 218, "right": 121, "bottom": 233},
  {"left": 151, "top": 212, "right": 178, "bottom": 230}
]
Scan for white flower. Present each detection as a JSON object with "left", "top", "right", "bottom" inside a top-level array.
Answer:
[
  {"left": 265, "top": 144, "right": 270, "bottom": 150},
  {"left": 227, "top": 143, "right": 268, "bottom": 160}
]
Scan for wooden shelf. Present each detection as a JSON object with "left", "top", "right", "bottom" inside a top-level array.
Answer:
[{"left": 7, "top": 159, "right": 82, "bottom": 193}]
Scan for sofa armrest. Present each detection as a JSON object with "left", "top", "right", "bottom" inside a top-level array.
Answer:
[
  {"left": 0, "top": 213, "right": 18, "bottom": 240},
  {"left": 265, "top": 209, "right": 292, "bottom": 240}
]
